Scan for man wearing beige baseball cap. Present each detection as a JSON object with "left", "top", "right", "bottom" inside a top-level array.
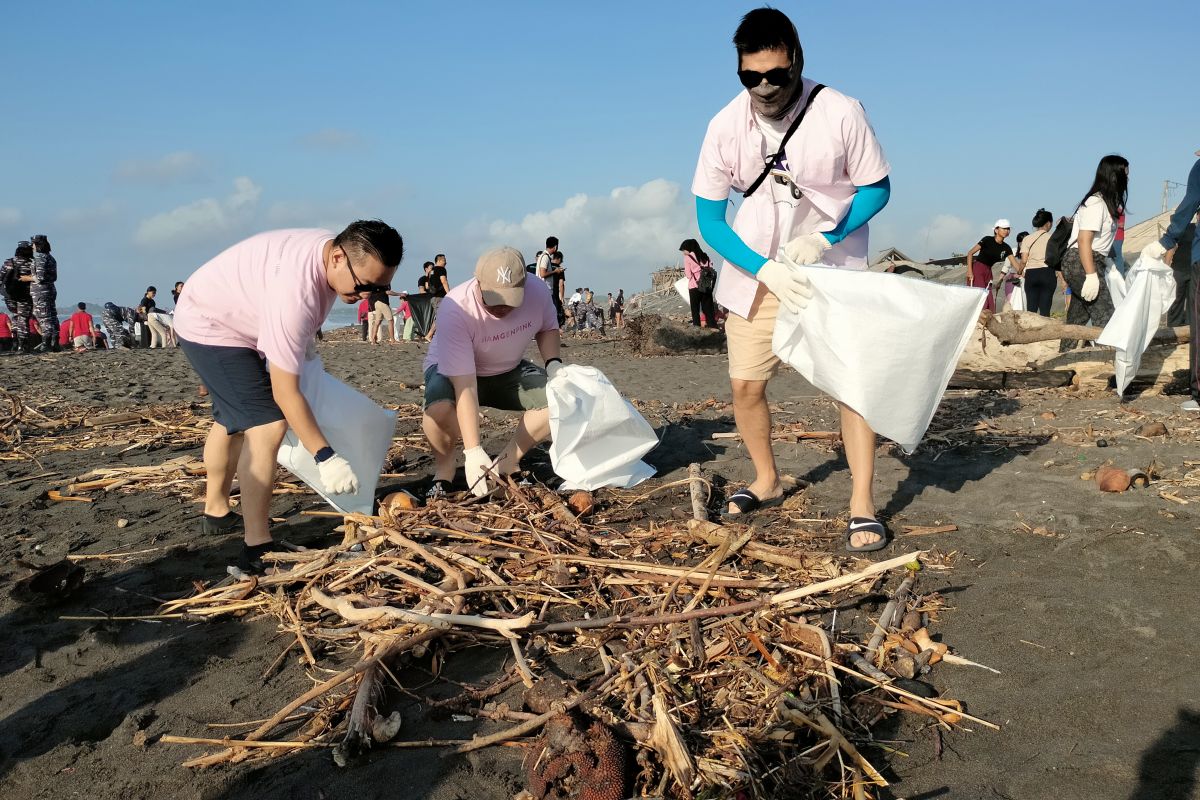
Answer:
[{"left": 421, "top": 246, "right": 563, "bottom": 497}]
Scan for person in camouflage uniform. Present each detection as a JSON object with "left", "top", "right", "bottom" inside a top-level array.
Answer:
[
  {"left": 102, "top": 301, "right": 135, "bottom": 349},
  {"left": 0, "top": 241, "right": 34, "bottom": 353},
  {"left": 29, "top": 235, "right": 59, "bottom": 352}
]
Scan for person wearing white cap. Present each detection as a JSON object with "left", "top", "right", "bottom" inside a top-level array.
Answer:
[
  {"left": 421, "top": 246, "right": 563, "bottom": 498},
  {"left": 964, "top": 220, "right": 1023, "bottom": 312}
]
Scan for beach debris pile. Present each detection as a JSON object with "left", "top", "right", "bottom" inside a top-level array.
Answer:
[{"left": 161, "top": 475, "right": 995, "bottom": 799}]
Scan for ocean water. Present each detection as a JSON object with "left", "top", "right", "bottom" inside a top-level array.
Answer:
[{"left": 60, "top": 303, "right": 362, "bottom": 332}]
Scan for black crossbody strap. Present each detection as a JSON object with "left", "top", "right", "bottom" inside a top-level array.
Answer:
[{"left": 742, "top": 83, "right": 825, "bottom": 199}]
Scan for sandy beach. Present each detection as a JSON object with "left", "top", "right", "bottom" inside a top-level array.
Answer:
[{"left": 1, "top": 329, "right": 1198, "bottom": 800}]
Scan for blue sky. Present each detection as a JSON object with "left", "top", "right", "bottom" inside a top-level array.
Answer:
[{"left": 2, "top": 0, "right": 1196, "bottom": 307}]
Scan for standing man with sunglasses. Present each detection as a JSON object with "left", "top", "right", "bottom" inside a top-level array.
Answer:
[
  {"left": 692, "top": 7, "right": 893, "bottom": 551},
  {"left": 174, "top": 221, "right": 404, "bottom": 573}
]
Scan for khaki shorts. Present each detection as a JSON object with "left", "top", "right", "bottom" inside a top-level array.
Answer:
[
  {"left": 373, "top": 301, "right": 394, "bottom": 321},
  {"left": 726, "top": 287, "right": 782, "bottom": 381}
]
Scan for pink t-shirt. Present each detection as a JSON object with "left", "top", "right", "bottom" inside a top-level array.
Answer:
[
  {"left": 683, "top": 252, "right": 703, "bottom": 289},
  {"left": 425, "top": 276, "right": 558, "bottom": 377},
  {"left": 174, "top": 229, "right": 335, "bottom": 375},
  {"left": 692, "top": 79, "right": 890, "bottom": 318}
]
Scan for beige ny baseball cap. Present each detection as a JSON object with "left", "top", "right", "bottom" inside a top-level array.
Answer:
[{"left": 475, "top": 247, "right": 526, "bottom": 306}]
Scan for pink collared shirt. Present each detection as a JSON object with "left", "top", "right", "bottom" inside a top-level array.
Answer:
[
  {"left": 691, "top": 79, "right": 889, "bottom": 318},
  {"left": 173, "top": 229, "right": 336, "bottom": 375}
]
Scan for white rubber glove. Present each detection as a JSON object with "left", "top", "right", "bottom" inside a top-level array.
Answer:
[
  {"left": 757, "top": 258, "right": 814, "bottom": 314},
  {"left": 546, "top": 360, "right": 563, "bottom": 381},
  {"left": 781, "top": 232, "right": 832, "bottom": 266},
  {"left": 317, "top": 453, "right": 360, "bottom": 495},
  {"left": 1081, "top": 272, "right": 1101, "bottom": 302},
  {"left": 1141, "top": 241, "right": 1167, "bottom": 261},
  {"left": 464, "top": 445, "right": 495, "bottom": 497}
]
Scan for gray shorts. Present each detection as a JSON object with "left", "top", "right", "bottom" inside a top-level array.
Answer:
[{"left": 423, "top": 360, "right": 547, "bottom": 411}]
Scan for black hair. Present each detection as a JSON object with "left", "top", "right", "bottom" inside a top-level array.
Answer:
[
  {"left": 546, "top": 236, "right": 559, "bottom": 249},
  {"left": 31, "top": 235, "right": 50, "bottom": 253},
  {"left": 679, "top": 238, "right": 711, "bottom": 265},
  {"left": 1015, "top": 231, "right": 1029, "bottom": 250},
  {"left": 423, "top": 261, "right": 433, "bottom": 269},
  {"left": 733, "top": 7, "right": 803, "bottom": 72},
  {"left": 434, "top": 253, "right": 446, "bottom": 263},
  {"left": 14, "top": 242, "right": 32, "bottom": 259},
  {"left": 334, "top": 219, "right": 405, "bottom": 269},
  {"left": 146, "top": 286, "right": 157, "bottom": 294},
  {"left": 1079, "top": 155, "right": 1129, "bottom": 219},
  {"left": 551, "top": 251, "right": 563, "bottom": 262},
  {"left": 174, "top": 281, "right": 184, "bottom": 289},
  {"left": 1031, "top": 208, "right": 1053, "bottom": 228},
  {"left": 77, "top": 301, "right": 86, "bottom": 310}
]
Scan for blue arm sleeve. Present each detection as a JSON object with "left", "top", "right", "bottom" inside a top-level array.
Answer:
[
  {"left": 1161, "top": 161, "right": 1200, "bottom": 249},
  {"left": 823, "top": 175, "right": 891, "bottom": 245},
  {"left": 695, "top": 196, "right": 768, "bottom": 275}
]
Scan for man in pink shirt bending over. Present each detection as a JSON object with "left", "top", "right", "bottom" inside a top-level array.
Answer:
[
  {"left": 422, "top": 246, "right": 562, "bottom": 499},
  {"left": 175, "top": 221, "right": 404, "bottom": 573}
]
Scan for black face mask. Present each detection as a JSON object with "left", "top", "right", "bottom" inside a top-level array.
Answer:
[{"left": 742, "top": 60, "right": 804, "bottom": 120}]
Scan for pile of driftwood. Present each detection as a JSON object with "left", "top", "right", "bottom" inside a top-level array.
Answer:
[
  {"left": 0, "top": 390, "right": 210, "bottom": 461},
  {"left": 160, "top": 476, "right": 994, "bottom": 799}
]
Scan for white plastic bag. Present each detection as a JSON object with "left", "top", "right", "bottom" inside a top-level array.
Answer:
[
  {"left": 674, "top": 276, "right": 690, "bottom": 303},
  {"left": 772, "top": 265, "right": 985, "bottom": 453},
  {"left": 1006, "top": 282, "right": 1026, "bottom": 312},
  {"left": 1105, "top": 258, "right": 1127, "bottom": 305},
  {"left": 547, "top": 364, "right": 658, "bottom": 490},
  {"left": 277, "top": 356, "right": 397, "bottom": 514},
  {"left": 1096, "top": 254, "right": 1176, "bottom": 395}
]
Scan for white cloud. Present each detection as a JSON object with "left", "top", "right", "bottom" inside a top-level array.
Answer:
[
  {"left": 134, "top": 177, "right": 262, "bottom": 248},
  {"left": 58, "top": 200, "right": 118, "bottom": 231},
  {"left": 114, "top": 151, "right": 206, "bottom": 185},
  {"left": 477, "top": 179, "right": 693, "bottom": 286},
  {"left": 297, "top": 129, "right": 367, "bottom": 151},
  {"left": 0, "top": 207, "right": 22, "bottom": 227}
]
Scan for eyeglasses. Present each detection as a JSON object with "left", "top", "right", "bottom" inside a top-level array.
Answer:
[
  {"left": 342, "top": 247, "right": 391, "bottom": 293},
  {"left": 737, "top": 64, "right": 793, "bottom": 89}
]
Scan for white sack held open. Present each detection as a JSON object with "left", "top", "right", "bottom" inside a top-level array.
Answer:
[
  {"left": 1096, "top": 253, "right": 1176, "bottom": 396},
  {"left": 277, "top": 357, "right": 396, "bottom": 514},
  {"left": 547, "top": 364, "right": 658, "bottom": 490},
  {"left": 772, "top": 263, "right": 986, "bottom": 453}
]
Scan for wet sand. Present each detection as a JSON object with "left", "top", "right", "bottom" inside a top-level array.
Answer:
[{"left": 0, "top": 331, "right": 1198, "bottom": 799}]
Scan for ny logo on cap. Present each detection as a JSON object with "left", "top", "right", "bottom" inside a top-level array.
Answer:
[{"left": 496, "top": 266, "right": 512, "bottom": 283}]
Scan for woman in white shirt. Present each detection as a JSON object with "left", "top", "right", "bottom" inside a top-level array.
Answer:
[{"left": 1060, "top": 155, "right": 1128, "bottom": 351}]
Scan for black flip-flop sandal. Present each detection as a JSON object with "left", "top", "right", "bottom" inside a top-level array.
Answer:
[
  {"left": 720, "top": 488, "right": 786, "bottom": 519},
  {"left": 845, "top": 517, "right": 890, "bottom": 553},
  {"left": 202, "top": 510, "right": 242, "bottom": 535},
  {"left": 425, "top": 479, "right": 453, "bottom": 501}
]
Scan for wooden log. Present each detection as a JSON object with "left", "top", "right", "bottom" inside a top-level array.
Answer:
[
  {"left": 985, "top": 310, "right": 1189, "bottom": 346},
  {"left": 947, "top": 369, "right": 1076, "bottom": 390},
  {"left": 83, "top": 412, "right": 144, "bottom": 428}
]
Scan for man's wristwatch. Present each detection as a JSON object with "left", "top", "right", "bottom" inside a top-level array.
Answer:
[{"left": 315, "top": 446, "right": 336, "bottom": 464}]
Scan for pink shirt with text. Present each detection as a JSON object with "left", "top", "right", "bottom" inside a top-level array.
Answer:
[
  {"left": 173, "top": 229, "right": 335, "bottom": 375},
  {"left": 425, "top": 276, "right": 558, "bottom": 377}
]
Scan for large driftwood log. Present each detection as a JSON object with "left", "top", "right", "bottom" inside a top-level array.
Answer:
[
  {"left": 948, "top": 369, "right": 1075, "bottom": 389},
  {"left": 985, "top": 310, "right": 1190, "bottom": 346}
]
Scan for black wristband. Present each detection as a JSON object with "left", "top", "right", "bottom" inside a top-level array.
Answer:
[
  {"left": 314, "top": 446, "right": 335, "bottom": 464},
  {"left": 545, "top": 357, "right": 563, "bottom": 367}
]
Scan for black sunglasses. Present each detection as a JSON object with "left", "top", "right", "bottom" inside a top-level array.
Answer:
[
  {"left": 737, "top": 64, "right": 793, "bottom": 90},
  {"left": 342, "top": 247, "right": 391, "bottom": 293}
]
